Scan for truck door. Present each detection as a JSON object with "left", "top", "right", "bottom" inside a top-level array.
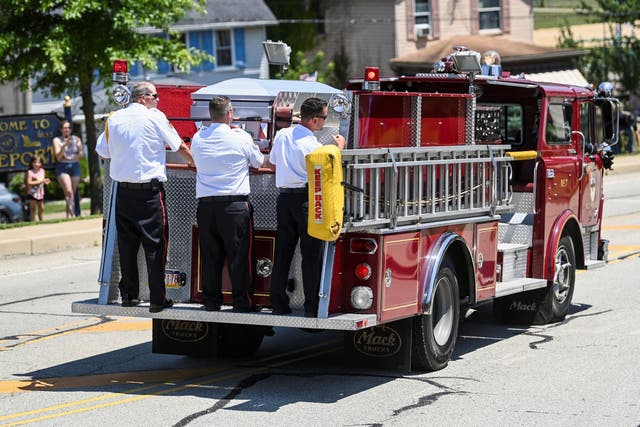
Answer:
[
  {"left": 541, "top": 102, "right": 580, "bottom": 218},
  {"left": 577, "top": 101, "right": 603, "bottom": 227}
]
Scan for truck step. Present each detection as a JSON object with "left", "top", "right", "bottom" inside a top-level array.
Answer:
[
  {"left": 583, "top": 259, "right": 606, "bottom": 270},
  {"left": 495, "top": 277, "right": 547, "bottom": 298},
  {"left": 72, "top": 299, "right": 377, "bottom": 331}
]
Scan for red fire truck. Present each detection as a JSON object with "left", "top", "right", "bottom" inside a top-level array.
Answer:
[{"left": 73, "top": 49, "right": 618, "bottom": 371}]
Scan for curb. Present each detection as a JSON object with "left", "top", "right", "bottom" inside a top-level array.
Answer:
[{"left": 0, "top": 218, "right": 102, "bottom": 259}]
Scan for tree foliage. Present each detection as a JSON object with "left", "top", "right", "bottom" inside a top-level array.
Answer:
[
  {"left": 0, "top": 0, "right": 209, "bottom": 213},
  {"left": 264, "top": 0, "right": 323, "bottom": 53},
  {"left": 559, "top": 0, "right": 640, "bottom": 101},
  {"left": 278, "top": 50, "right": 335, "bottom": 83}
]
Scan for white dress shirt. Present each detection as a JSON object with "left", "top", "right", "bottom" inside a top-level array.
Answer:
[
  {"left": 269, "top": 125, "right": 321, "bottom": 188},
  {"left": 96, "top": 104, "right": 182, "bottom": 183},
  {"left": 191, "top": 123, "right": 264, "bottom": 198}
]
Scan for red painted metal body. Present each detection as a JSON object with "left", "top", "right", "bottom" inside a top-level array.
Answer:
[{"left": 156, "top": 71, "right": 609, "bottom": 325}]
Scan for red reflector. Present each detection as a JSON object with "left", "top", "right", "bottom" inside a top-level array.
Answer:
[
  {"left": 354, "top": 263, "right": 372, "bottom": 280},
  {"left": 113, "top": 59, "right": 128, "bottom": 74},
  {"left": 364, "top": 67, "right": 379, "bottom": 82},
  {"left": 350, "top": 238, "right": 378, "bottom": 254}
]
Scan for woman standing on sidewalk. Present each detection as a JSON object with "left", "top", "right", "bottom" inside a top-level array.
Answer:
[{"left": 52, "top": 120, "right": 84, "bottom": 218}]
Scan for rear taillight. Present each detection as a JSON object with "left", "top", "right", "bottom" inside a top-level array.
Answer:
[
  {"left": 354, "top": 263, "right": 372, "bottom": 280},
  {"left": 12, "top": 196, "right": 20, "bottom": 203},
  {"left": 350, "top": 238, "right": 378, "bottom": 254}
]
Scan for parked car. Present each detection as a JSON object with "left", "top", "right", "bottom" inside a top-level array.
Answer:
[{"left": 0, "top": 183, "right": 24, "bottom": 223}]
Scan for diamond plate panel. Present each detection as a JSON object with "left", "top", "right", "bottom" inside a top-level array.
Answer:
[
  {"left": 510, "top": 191, "right": 535, "bottom": 213},
  {"left": 500, "top": 247, "right": 528, "bottom": 281},
  {"left": 498, "top": 223, "right": 533, "bottom": 246},
  {"left": 103, "top": 161, "right": 310, "bottom": 309}
]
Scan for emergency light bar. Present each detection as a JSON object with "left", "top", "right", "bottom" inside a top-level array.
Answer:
[
  {"left": 363, "top": 67, "right": 380, "bottom": 91},
  {"left": 112, "top": 59, "right": 129, "bottom": 84}
]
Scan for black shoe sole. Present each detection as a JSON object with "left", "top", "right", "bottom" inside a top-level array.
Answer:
[
  {"left": 149, "top": 300, "right": 173, "bottom": 313},
  {"left": 121, "top": 299, "right": 140, "bottom": 307}
]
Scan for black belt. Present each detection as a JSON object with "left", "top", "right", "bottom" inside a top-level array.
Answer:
[
  {"left": 279, "top": 187, "right": 307, "bottom": 194},
  {"left": 199, "top": 195, "right": 249, "bottom": 202},
  {"left": 118, "top": 179, "right": 160, "bottom": 190}
]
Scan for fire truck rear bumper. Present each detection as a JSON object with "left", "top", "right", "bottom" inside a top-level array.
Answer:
[{"left": 72, "top": 299, "right": 377, "bottom": 331}]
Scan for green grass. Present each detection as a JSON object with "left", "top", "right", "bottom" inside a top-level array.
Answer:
[
  {"left": 43, "top": 199, "right": 91, "bottom": 215},
  {"left": 534, "top": 12, "right": 595, "bottom": 29},
  {"left": 0, "top": 213, "right": 102, "bottom": 230}
]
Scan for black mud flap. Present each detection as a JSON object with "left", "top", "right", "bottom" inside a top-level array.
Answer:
[
  {"left": 152, "top": 319, "right": 219, "bottom": 357},
  {"left": 344, "top": 318, "right": 413, "bottom": 372}
]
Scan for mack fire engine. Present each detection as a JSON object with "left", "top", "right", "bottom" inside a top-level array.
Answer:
[{"left": 73, "top": 50, "right": 619, "bottom": 371}]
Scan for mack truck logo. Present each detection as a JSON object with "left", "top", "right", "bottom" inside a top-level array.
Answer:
[
  {"left": 313, "top": 166, "right": 323, "bottom": 223},
  {"left": 353, "top": 326, "right": 402, "bottom": 357},
  {"left": 162, "top": 320, "right": 209, "bottom": 342},
  {"left": 509, "top": 301, "right": 538, "bottom": 312}
]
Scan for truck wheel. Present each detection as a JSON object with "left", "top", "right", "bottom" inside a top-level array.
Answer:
[
  {"left": 412, "top": 263, "right": 460, "bottom": 371},
  {"left": 537, "top": 235, "right": 576, "bottom": 323},
  {"left": 493, "top": 235, "right": 576, "bottom": 325},
  {"left": 218, "top": 324, "right": 266, "bottom": 358}
]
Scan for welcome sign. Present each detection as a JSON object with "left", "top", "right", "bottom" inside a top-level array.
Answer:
[{"left": 0, "top": 114, "right": 61, "bottom": 172}]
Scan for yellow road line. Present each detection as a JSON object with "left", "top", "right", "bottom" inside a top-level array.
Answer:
[
  {"left": 0, "top": 342, "right": 340, "bottom": 426},
  {"left": 602, "top": 224, "right": 640, "bottom": 230}
]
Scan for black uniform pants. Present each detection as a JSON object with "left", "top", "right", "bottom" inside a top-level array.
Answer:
[
  {"left": 197, "top": 197, "right": 255, "bottom": 310},
  {"left": 270, "top": 192, "right": 324, "bottom": 315},
  {"left": 115, "top": 181, "right": 168, "bottom": 305}
]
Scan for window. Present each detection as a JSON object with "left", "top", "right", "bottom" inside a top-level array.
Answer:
[
  {"left": 476, "top": 103, "right": 523, "bottom": 144},
  {"left": 215, "top": 30, "right": 232, "bottom": 67},
  {"left": 546, "top": 104, "right": 573, "bottom": 145},
  {"left": 479, "top": 0, "right": 501, "bottom": 30},
  {"left": 414, "top": 0, "right": 431, "bottom": 37}
]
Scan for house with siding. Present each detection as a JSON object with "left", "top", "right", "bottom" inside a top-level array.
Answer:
[
  {"left": 133, "top": 0, "right": 277, "bottom": 85},
  {"left": 317, "top": 0, "right": 553, "bottom": 79}
]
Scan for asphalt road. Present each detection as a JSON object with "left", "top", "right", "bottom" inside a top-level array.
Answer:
[{"left": 0, "top": 173, "right": 639, "bottom": 426}]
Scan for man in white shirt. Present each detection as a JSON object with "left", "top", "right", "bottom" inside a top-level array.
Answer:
[
  {"left": 96, "top": 81, "right": 194, "bottom": 313},
  {"left": 191, "top": 96, "right": 264, "bottom": 312},
  {"left": 269, "top": 97, "right": 345, "bottom": 317}
]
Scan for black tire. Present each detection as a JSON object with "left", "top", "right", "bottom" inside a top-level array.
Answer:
[
  {"left": 537, "top": 235, "right": 576, "bottom": 323},
  {"left": 412, "top": 263, "right": 460, "bottom": 371},
  {"left": 493, "top": 235, "right": 576, "bottom": 325},
  {"left": 0, "top": 212, "right": 10, "bottom": 224},
  {"left": 217, "top": 324, "right": 266, "bottom": 358}
]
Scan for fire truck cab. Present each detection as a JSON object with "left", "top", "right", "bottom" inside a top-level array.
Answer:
[{"left": 73, "top": 50, "right": 618, "bottom": 371}]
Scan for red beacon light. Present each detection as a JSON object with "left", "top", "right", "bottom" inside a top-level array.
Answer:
[
  {"left": 112, "top": 59, "right": 129, "bottom": 84},
  {"left": 363, "top": 66, "right": 380, "bottom": 91}
]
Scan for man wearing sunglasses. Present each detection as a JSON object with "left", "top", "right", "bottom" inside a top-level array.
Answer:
[
  {"left": 96, "top": 81, "right": 194, "bottom": 313},
  {"left": 268, "top": 97, "right": 345, "bottom": 317}
]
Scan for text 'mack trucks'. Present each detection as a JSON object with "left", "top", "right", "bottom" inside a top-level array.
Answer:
[{"left": 73, "top": 49, "right": 618, "bottom": 371}]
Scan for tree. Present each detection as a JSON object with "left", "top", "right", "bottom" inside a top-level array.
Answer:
[
  {"left": 559, "top": 0, "right": 640, "bottom": 100},
  {"left": 278, "top": 50, "right": 335, "bottom": 83},
  {"left": 264, "top": 0, "right": 323, "bottom": 53},
  {"left": 0, "top": 0, "right": 209, "bottom": 214}
]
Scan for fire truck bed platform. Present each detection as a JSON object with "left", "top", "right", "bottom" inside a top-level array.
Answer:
[{"left": 72, "top": 299, "right": 378, "bottom": 331}]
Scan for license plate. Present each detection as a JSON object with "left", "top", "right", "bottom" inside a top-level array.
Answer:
[{"left": 165, "top": 269, "right": 186, "bottom": 288}]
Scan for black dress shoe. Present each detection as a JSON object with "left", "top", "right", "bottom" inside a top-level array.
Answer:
[
  {"left": 121, "top": 298, "right": 140, "bottom": 307},
  {"left": 149, "top": 299, "right": 173, "bottom": 313},
  {"left": 272, "top": 307, "right": 292, "bottom": 315},
  {"left": 204, "top": 304, "right": 221, "bottom": 312},
  {"left": 233, "top": 304, "right": 262, "bottom": 313}
]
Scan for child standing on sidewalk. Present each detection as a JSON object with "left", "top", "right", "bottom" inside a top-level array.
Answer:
[{"left": 25, "top": 155, "right": 51, "bottom": 221}]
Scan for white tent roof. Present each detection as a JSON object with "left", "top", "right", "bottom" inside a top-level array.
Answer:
[{"left": 525, "top": 69, "right": 589, "bottom": 87}]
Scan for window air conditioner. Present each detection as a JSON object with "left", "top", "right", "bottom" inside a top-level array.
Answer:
[{"left": 415, "top": 24, "right": 430, "bottom": 38}]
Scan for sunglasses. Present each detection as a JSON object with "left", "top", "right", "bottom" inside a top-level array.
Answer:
[
  {"left": 315, "top": 115, "right": 328, "bottom": 120},
  {"left": 145, "top": 93, "right": 159, "bottom": 99}
]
